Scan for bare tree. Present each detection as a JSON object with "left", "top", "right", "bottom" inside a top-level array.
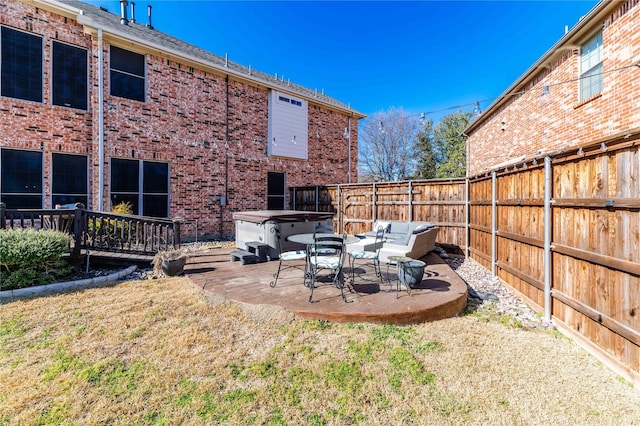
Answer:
[{"left": 358, "top": 108, "right": 421, "bottom": 182}]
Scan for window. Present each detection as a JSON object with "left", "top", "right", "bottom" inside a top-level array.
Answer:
[
  {"left": 111, "top": 158, "right": 169, "bottom": 217},
  {"left": 1, "top": 26, "right": 43, "bottom": 102},
  {"left": 52, "top": 153, "right": 88, "bottom": 207},
  {"left": 110, "top": 45, "right": 145, "bottom": 101},
  {"left": 0, "top": 148, "right": 42, "bottom": 208},
  {"left": 52, "top": 41, "right": 88, "bottom": 110},
  {"left": 267, "top": 172, "right": 285, "bottom": 210},
  {"left": 580, "top": 31, "right": 603, "bottom": 101}
]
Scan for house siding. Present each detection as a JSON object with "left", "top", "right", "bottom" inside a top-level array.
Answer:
[
  {"left": 0, "top": 0, "right": 361, "bottom": 238},
  {"left": 466, "top": 0, "right": 640, "bottom": 176}
]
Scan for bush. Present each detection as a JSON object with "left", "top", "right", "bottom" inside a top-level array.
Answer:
[{"left": 0, "top": 228, "right": 72, "bottom": 290}]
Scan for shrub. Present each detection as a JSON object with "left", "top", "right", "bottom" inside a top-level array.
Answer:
[{"left": 0, "top": 228, "right": 72, "bottom": 290}]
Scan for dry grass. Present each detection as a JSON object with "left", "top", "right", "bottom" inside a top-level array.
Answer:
[{"left": 1, "top": 277, "right": 639, "bottom": 425}]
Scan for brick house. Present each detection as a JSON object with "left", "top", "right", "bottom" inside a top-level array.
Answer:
[
  {"left": 464, "top": 0, "right": 640, "bottom": 175},
  {"left": 0, "top": 0, "right": 365, "bottom": 239}
]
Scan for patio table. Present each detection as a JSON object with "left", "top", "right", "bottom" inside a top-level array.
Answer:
[
  {"left": 286, "top": 233, "right": 360, "bottom": 288},
  {"left": 387, "top": 255, "right": 425, "bottom": 298}
]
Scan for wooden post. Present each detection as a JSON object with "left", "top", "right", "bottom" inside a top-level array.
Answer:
[
  {"left": 408, "top": 180, "right": 414, "bottom": 222},
  {"left": 543, "top": 156, "right": 552, "bottom": 321},
  {"left": 465, "top": 178, "right": 470, "bottom": 259},
  {"left": 71, "top": 203, "right": 85, "bottom": 264},
  {"left": 172, "top": 218, "right": 181, "bottom": 248},
  {"left": 491, "top": 171, "right": 497, "bottom": 277}
]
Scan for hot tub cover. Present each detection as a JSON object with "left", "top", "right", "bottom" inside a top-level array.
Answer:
[{"left": 232, "top": 210, "right": 335, "bottom": 224}]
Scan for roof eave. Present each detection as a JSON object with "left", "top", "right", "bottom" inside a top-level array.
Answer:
[{"left": 465, "top": 0, "right": 613, "bottom": 135}]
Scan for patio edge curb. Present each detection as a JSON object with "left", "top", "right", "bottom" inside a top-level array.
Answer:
[{"left": 0, "top": 265, "right": 138, "bottom": 301}]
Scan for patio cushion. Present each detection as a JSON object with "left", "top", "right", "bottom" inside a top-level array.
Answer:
[
  {"left": 389, "top": 221, "right": 410, "bottom": 234},
  {"left": 310, "top": 255, "right": 342, "bottom": 269},
  {"left": 280, "top": 250, "right": 306, "bottom": 261},
  {"left": 351, "top": 251, "right": 378, "bottom": 260},
  {"left": 413, "top": 223, "right": 434, "bottom": 234},
  {"left": 375, "top": 221, "right": 392, "bottom": 233}
]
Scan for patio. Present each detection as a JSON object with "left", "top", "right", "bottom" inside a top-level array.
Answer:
[{"left": 185, "top": 248, "right": 468, "bottom": 325}]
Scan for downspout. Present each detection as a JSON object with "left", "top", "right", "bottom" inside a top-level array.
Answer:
[
  {"left": 221, "top": 75, "right": 229, "bottom": 237},
  {"left": 347, "top": 116, "right": 351, "bottom": 184},
  {"left": 97, "top": 28, "right": 105, "bottom": 211},
  {"left": 543, "top": 155, "right": 552, "bottom": 321}
]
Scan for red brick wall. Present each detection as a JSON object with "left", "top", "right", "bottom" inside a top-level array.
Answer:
[
  {"left": 466, "top": 1, "right": 640, "bottom": 176},
  {"left": 1, "top": 0, "right": 358, "bottom": 239}
]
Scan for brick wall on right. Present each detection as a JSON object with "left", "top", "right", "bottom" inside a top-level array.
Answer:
[{"left": 466, "top": 2, "right": 640, "bottom": 177}]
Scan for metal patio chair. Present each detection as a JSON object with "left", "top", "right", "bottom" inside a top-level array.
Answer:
[
  {"left": 349, "top": 226, "right": 385, "bottom": 286},
  {"left": 307, "top": 232, "right": 348, "bottom": 303},
  {"left": 269, "top": 226, "right": 307, "bottom": 288}
]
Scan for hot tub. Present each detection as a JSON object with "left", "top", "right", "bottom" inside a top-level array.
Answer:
[{"left": 233, "top": 210, "right": 335, "bottom": 260}]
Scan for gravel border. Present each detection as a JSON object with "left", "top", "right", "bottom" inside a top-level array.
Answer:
[{"left": 439, "top": 250, "right": 554, "bottom": 330}]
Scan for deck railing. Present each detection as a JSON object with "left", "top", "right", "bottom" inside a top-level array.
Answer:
[{"left": 0, "top": 202, "right": 180, "bottom": 260}]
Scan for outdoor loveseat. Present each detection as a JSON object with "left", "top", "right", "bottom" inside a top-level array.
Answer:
[{"left": 363, "top": 220, "right": 439, "bottom": 263}]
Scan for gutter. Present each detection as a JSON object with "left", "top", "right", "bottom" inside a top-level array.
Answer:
[{"left": 465, "top": 0, "right": 612, "bottom": 135}]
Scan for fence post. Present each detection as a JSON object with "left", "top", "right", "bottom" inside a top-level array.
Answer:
[
  {"left": 372, "top": 182, "right": 377, "bottom": 224},
  {"left": 491, "top": 171, "right": 497, "bottom": 277},
  {"left": 173, "top": 218, "right": 181, "bottom": 248},
  {"left": 465, "top": 178, "right": 470, "bottom": 259},
  {"left": 71, "top": 203, "right": 85, "bottom": 263},
  {"left": 0, "top": 202, "right": 5, "bottom": 229},
  {"left": 408, "top": 180, "right": 413, "bottom": 222},
  {"left": 543, "top": 156, "right": 552, "bottom": 321}
]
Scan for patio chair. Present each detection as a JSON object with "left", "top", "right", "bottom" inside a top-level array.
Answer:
[
  {"left": 349, "top": 226, "right": 385, "bottom": 286},
  {"left": 269, "top": 226, "right": 307, "bottom": 288},
  {"left": 307, "top": 233, "right": 348, "bottom": 303}
]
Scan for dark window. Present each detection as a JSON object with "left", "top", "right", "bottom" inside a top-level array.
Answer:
[
  {"left": 52, "top": 41, "right": 88, "bottom": 110},
  {"left": 110, "top": 45, "right": 145, "bottom": 101},
  {"left": 267, "top": 172, "right": 285, "bottom": 210},
  {"left": 52, "top": 153, "right": 88, "bottom": 207},
  {"left": 142, "top": 162, "right": 168, "bottom": 217},
  {"left": 0, "top": 149, "right": 42, "bottom": 208},
  {"left": 1, "top": 26, "right": 43, "bottom": 102},
  {"left": 111, "top": 158, "right": 168, "bottom": 217}
]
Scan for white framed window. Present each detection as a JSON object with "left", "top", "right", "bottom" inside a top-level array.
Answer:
[
  {"left": 580, "top": 30, "right": 603, "bottom": 101},
  {"left": 268, "top": 90, "right": 308, "bottom": 160}
]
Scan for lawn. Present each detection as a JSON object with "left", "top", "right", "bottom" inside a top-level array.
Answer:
[{"left": 1, "top": 276, "right": 639, "bottom": 425}]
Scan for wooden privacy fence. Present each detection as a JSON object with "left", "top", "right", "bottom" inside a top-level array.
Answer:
[
  {"left": 468, "top": 131, "right": 640, "bottom": 383},
  {"left": 291, "top": 131, "right": 640, "bottom": 382},
  {"left": 291, "top": 179, "right": 468, "bottom": 252},
  {"left": 0, "top": 203, "right": 181, "bottom": 262}
]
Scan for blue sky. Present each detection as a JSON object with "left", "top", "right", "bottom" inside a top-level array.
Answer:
[{"left": 87, "top": 0, "right": 598, "bottom": 121}]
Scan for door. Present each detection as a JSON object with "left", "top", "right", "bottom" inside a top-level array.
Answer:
[{"left": 267, "top": 172, "right": 285, "bottom": 210}]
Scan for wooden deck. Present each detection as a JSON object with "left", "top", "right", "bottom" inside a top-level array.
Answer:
[{"left": 185, "top": 248, "right": 468, "bottom": 325}]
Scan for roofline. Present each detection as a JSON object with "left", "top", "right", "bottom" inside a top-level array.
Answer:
[
  {"left": 30, "top": 0, "right": 366, "bottom": 119},
  {"left": 465, "top": 0, "right": 612, "bottom": 135},
  {"left": 31, "top": 0, "right": 83, "bottom": 16}
]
